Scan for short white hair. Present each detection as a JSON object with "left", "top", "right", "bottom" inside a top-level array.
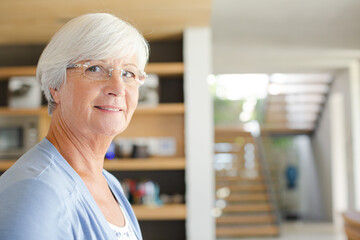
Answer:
[{"left": 36, "top": 13, "right": 149, "bottom": 115}]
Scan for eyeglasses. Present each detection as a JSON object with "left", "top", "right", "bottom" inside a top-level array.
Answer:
[{"left": 67, "top": 61, "right": 147, "bottom": 87}]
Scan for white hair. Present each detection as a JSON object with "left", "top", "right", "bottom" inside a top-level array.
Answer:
[{"left": 36, "top": 13, "right": 149, "bottom": 115}]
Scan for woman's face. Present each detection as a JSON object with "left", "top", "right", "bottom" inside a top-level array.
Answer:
[{"left": 51, "top": 56, "right": 140, "bottom": 138}]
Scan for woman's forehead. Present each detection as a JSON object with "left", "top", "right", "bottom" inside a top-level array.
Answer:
[{"left": 78, "top": 56, "right": 139, "bottom": 67}]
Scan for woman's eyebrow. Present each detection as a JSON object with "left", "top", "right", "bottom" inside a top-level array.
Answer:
[
  {"left": 93, "top": 59, "right": 109, "bottom": 64},
  {"left": 122, "top": 63, "right": 138, "bottom": 68}
]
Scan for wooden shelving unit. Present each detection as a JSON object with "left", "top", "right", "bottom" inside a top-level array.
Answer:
[
  {"left": 0, "top": 66, "right": 36, "bottom": 78},
  {"left": 145, "top": 62, "right": 183, "bottom": 76},
  {"left": 0, "top": 160, "right": 15, "bottom": 171},
  {"left": 0, "top": 157, "right": 186, "bottom": 172},
  {"left": 0, "top": 102, "right": 185, "bottom": 171},
  {"left": 0, "top": 107, "right": 48, "bottom": 115},
  {"left": 0, "top": 104, "right": 184, "bottom": 116},
  {"left": 0, "top": 62, "right": 184, "bottom": 79},
  {"left": 0, "top": 103, "right": 184, "bottom": 116},
  {"left": 133, "top": 203, "right": 186, "bottom": 220},
  {"left": 135, "top": 103, "right": 184, "bottom": 115},
  {"left": 104, "top": 157, "right": 185, "bottom": 171},
  {"left": 0, "top": 102, "right": 185, "bottom": 168},
  {"left": 0, "top": 60, "right": 186, "bottom": 232},
  {"left": 0, "top": 103, "right": 184, "bottom": 145}
]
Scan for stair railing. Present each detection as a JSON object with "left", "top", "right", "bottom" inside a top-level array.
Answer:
[{"left": 254, "top": 135, "right": 282, "bottom": 229}]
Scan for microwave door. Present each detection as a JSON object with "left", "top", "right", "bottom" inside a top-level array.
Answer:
[
  {"left": 0, "top": 115, "right": 38, "bottom": 160},
  {"left": 0, "top": 127, "right": 24, "bottom": 159}
]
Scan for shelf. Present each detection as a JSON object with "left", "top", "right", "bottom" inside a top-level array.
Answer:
[
  {"left": 0, "top": 107, "right": 48, "bottom": 116},
  {"left": 0, "top": 66, "right": 36, "bottom": 78},
  {"left": 145, "top": 62, "right": 183, "bottom": 76},
  {"left": 135, "top": 103, "right": 184, "bottom": 115},
  {"left": 0, "top": 104, "right": 184, "bottom": 116},
  {"left": 0, "top": 62, "right": 184, "bottom": 79},
  {"left": 132, "top": 203, "right": 186, "bottom": 220},
  {"left": 0, "top": 160, "right": 15, "bottom": 171},
  {"left": 0, "top": 157, "right": 185, "bottom": 172},
  {"left": 104, "top": 157, "right": 185, "bottom": 171}
]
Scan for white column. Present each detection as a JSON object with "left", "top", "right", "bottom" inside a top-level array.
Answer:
[
  {"left": 329, "top": 93, "right": 348, "bottom": 226},
  {"left": 184, "top": 27, "right": 215, "bottom": 240},
  {"left": 350, "top": 60, "right": 360, "bottom": 210}
]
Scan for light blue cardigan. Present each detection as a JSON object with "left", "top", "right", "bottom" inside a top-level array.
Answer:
[{"left": 0, "top": 138, "right": 142, "bottom": 240}]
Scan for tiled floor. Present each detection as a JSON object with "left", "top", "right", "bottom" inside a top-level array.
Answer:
[
  {"left": 278, "top": 222, "right": 346, "bottom": 240},
  {"left": 218, "top": 222, "right": 347, "bottom": 240}
]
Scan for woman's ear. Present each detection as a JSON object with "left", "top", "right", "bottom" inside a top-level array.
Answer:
[{"left": 50, "top": 88, "right": 60, "bottom": 103}]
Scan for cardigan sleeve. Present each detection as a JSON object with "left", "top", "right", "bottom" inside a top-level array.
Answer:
[{"left": 0, "top": 178, "right": 72, "bottom": 240}]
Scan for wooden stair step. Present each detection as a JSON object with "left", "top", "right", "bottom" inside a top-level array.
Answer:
[
  {"left": 224, "top": 193, "right": 269, "bottom": 202},
  {"left": 216, "top": 184, "right": 266, "bottom": 192},
  {"left": 215, "top": 139, "right": 253, "bottom": 143},
  {"left": 216, "top": 175, "right": 263, "bottom": 181},
  {"left": 217, "top": 214, "right": 275, "bottom": 224},
  {"left": 222, "top": 203, "right": 273, "bottom": 213},
  {"left": 216, "top": 225, "right": 280, "bottom": 237},
  {"left": 216, "top": 180, "right": 264, "bottom": 186},
  {"left": 214, "top": 151, "right": 242, "bottom": 154},
  {"left": 216, "top": 176, "right": 263, "bottom": 183}
]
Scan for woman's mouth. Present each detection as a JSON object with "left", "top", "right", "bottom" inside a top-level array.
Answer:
[{"left": 94, "top": 106, "right": 123, "bottom": 112}]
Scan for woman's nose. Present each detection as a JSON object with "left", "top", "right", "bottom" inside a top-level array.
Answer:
[{"left": 104, "top": 70, "right": 126, "bottom": 97}]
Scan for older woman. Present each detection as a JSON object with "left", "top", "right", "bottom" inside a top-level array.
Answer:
[{"left": 0, "top": 13, "right": 148, "bottom": 240}]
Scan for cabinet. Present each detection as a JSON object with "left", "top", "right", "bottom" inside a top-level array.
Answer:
[{"left": 0, "top": 62, "right": 186, "bottom": 225}]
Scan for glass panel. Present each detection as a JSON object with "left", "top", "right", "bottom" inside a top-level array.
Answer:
[{"left": 0, "top": 127, "right": 23, "bottom": 150}]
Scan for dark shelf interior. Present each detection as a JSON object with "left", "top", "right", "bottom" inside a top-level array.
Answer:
[
  {"left": 139, "top": 220, "right": 186, "bottom": 240},
  {"left": 110, "top": 170, "right": 186, "bottom": 196}
]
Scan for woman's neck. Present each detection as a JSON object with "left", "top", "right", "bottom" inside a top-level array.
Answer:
[{"left": 46, "top": 109, "right": 112, "bottom": 179}]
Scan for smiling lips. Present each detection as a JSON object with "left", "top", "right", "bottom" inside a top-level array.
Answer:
[{"left": 94, "top": 106, "right": 125, "bottom": 112}]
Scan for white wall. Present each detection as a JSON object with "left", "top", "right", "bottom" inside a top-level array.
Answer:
[
  {"left": 184, "top": 27, "right": 215, "bottom": 240},
  {"left": 311, "top": 69, "right": 352, "bottom": 221},
  {"left": 349, "top": 61, "right": 360, "bottom": 210},
  {"left": 329, "top": 92, "right": 348, "bottom": 226},
  {"left": 296, "top": 135, "right": 323, "bottom": 220}
]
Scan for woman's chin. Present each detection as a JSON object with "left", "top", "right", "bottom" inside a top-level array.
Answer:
[{"left": 95, "top": 122, "right": 128, "bottom": 137}]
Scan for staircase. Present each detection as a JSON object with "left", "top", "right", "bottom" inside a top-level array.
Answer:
[{"left": 214, "top": 128, "right": 280, "bottom": 238}]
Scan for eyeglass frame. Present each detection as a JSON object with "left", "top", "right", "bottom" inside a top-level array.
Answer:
[{"left": 66, "top": 61, "right": 147, "bottom": 86}]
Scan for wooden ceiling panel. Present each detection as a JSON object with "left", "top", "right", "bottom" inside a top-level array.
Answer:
[{"left": 0, "top": 0, "right": 212, "bottom": 44}]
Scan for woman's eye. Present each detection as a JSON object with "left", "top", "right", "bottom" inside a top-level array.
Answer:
[
  {"left": 122, "top": 70, "right": 135, "bottom": 79},
  {"left": 87, "top": 65, "right": 102, "bottom": 72}
]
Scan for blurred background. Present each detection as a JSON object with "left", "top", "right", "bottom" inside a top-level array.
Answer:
[{"left": 0, "top": 0, "right": 359, "bottom": 239}]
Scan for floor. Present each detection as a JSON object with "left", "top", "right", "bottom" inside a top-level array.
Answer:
[{"left": 218, "top": 222, "right": 347, "bottom": 240}]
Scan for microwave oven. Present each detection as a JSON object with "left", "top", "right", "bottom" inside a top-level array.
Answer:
[{"left": 0, "top": 115, "right": 38, "bottom": 159}]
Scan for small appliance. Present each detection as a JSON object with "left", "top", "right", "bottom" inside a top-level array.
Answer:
[{"left": 0, "top": 115, "right": 38, "bottom": 159}]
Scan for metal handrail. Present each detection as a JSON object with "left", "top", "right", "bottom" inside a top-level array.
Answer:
[{"left": 254, "top": 135, "right": 282, "bottom": 229}]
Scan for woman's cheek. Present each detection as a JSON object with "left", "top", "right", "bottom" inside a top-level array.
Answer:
[{"left": 129, "top": 89, "right": 139, "bottom": 109}]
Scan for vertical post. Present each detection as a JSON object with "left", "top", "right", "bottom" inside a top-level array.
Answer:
[
  {"left": 329, "top": 93, "right": 348, "bottom": 226},
  {"left": 184, "top": 28, "right": 215, "bottom": 240},
  {"left": 350, "top": 60, "right": 360, "bottom": 211}
]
